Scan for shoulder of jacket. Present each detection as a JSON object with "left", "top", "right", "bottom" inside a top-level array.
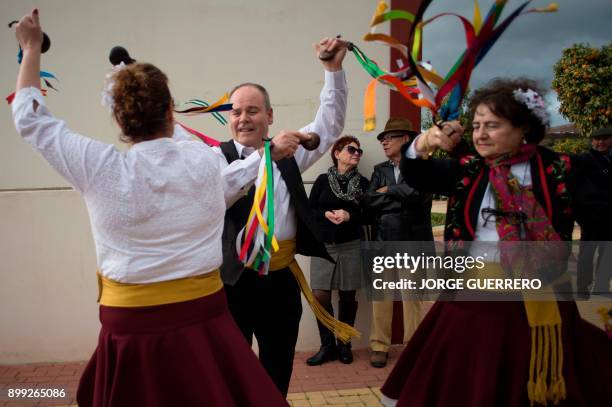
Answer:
[{"left": 374, "top": 161, "right": 391, "bottom": 170}]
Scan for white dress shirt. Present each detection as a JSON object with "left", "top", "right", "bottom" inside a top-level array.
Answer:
[
  {"left": 214, "top": 70, "right": 348, "bottom": 241},
  {"left": 12, "top": 87, "right": 225, "bottom": 283}
]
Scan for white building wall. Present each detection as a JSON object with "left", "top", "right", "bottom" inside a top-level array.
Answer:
[{"left": 0, "top": 0, "right": 390, "bottom": 363}]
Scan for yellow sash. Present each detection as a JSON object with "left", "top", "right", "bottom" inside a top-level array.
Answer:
[
  {"left": 270, "top": 240, "right": 361, "bottom": 343},
  {"left": 97, "top": 269, "right": 223, "bottom": 307}
]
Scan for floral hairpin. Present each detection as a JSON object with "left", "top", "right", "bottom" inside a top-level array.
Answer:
[
  {"left": 512, "top": 88, "right": 549, "bottom": 126},
  {"left": 101, "top": 61, "right": 127, "bottom": 112}
]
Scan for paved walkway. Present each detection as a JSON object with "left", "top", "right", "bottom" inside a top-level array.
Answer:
[
  {"left": 1, "top": 347, "right": 403, "bottom": 406},
  {"left": 2, "top": 303, "right": 609, "bottom": 406},
  {"left": 3, "top": 296, "right": 609, "bottom": 406}
]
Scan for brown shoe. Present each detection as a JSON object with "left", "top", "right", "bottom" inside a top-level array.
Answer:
[{"left": 370, "top": 351, "right": 388, "bottom": 368}]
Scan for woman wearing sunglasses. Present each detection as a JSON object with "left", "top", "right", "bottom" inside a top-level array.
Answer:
[
  {"left": 306, "top": 136, "right": 369, "bottom": 365},
  {"left": 379, "top": 78, "right": 611, "bottom": 406}
]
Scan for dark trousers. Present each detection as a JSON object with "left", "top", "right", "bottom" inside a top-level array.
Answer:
[{"left": 224, "top": 268, "right": 302, "bottom": 397}]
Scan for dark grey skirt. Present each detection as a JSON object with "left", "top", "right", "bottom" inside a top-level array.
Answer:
[{"left": 310, "top": 239, "right": 362, "bottom": 290}]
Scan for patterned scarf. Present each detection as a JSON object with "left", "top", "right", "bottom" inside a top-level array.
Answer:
[
  {"left": 486, "top": 143, "right": 560, "bottom": 243},
  {"left": 327, "top": 166, "right": 362, "bottom": 203},
  {"left": 486, "top": 143, "right": 567, "bottom": 405}
]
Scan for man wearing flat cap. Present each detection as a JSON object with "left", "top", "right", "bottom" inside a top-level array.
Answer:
[
  {"left": 575, "top": 126, "right": 612, "bottom": 296},
  {"left": 363, "top": 117, "right": 434, "bottom": 367}
]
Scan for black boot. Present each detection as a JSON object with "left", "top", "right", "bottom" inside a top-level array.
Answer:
[
  {"left": 337, "top": 298, "right": 358, "bottom": 364},
  {"left": 307, "top": 304, "right": 337, "bottom": 366},
  {"left": 337, "top": 342, "right": 353, "bottom": 364}
]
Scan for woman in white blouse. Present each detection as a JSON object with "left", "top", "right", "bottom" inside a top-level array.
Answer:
[{"left": 12, "top": 10, "right": 286, "bottom": 407}]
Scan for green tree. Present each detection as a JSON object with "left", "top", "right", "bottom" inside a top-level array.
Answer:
[
  {"left": 550, "top": 138, "right": 589, "bottom": 154},
  {"left": 552, "top": 43, "right": 612, "bottom": 136}
]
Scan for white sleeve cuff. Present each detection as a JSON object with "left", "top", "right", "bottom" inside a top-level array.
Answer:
[
  {"left": 406, "top": 134, "right": 423, "bottom": 159},
  {"left": 324, "top": 70, "right": 347, "bottom": 90}
]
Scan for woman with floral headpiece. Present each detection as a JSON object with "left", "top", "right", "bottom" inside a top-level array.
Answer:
[
  {"left": 11, "top": 9, "right": 286, "bottom": 406},
  {"left": 379, "top": 78, "right": 611, "bottom": 406}
]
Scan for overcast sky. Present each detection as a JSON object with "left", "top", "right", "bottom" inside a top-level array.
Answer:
[{"left": 417, "top": 0, "right": 611, "bottom": 126}]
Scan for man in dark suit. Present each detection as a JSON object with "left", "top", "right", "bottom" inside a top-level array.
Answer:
[
  {"left": 363, "top": 118, "right": 433, "bottom": 367},
  {"left": 213, "top": 37, "right": 348, "bottom": 396},
  {"left": 575, "top": 127, "right": 612, "bottom": 296}
]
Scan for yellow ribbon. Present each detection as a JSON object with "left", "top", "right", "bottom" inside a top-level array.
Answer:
[{"left": 270, "top": 240, "right": 361, "bottom": 343}]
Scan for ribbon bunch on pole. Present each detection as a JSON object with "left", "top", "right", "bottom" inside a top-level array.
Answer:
[
  {"left": 6, "top": 20, "right": 58, "bottom": 104},
  {"left": 173, "top": 93, "right": 233, "bottom": 147},
  {"left": 235, "top": 140, "right": 279, "bottom": 275},
  {"left": 348, "top": 0, "right": 558, "bottom": 129},
  {"left": 174, "top": 93, "right": 232, "bottom": 126}
]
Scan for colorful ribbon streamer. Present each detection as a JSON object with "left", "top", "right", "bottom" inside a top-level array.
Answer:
[
  {"left": 174, "top": 93, "right": 231, "bottom": 146},
  {"left": 6, "top": 46, "right": 58, "bottom": 105},
  {"left": 177, "top": 122, "right": 221, "bottom": 147},
  {"left": 350, "top": 0, "right": 558, "bottom": 127},
  {"left": 236, "top": 140, "right": 279, "bottom": 274},
  {"left": 174, "top": 93, "right": 232, "bottom": 126}
]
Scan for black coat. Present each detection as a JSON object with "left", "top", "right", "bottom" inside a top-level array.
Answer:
[
  {"left": 363, "top": 161, "right": 433, "bottom": 241},
  {"left": 572, "top": 148, "right": 612, "bottom": 239}
]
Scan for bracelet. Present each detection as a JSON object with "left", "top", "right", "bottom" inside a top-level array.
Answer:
[{"left": 420, "top": 133, "right": 434, "bottom": 160}]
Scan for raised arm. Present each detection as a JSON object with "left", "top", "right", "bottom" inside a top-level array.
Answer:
[
  {"left": 12, "top": 9, "right": 118, "bottom": 193},
  {"left": 15, "top": 9, "right": 42, "bottom": 92},
  {"left": 293, "top": 37, "right": 348, "bottom": 172}
]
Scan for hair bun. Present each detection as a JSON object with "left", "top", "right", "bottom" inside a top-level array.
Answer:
[{"left": 111, "top": 63, "right": 172, "bottom": 144}]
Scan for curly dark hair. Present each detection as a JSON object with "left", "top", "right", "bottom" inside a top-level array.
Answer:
[
  {"left": 330, "top": 135, "right": 361, "bottom": 167},
  {"left": 112, "top": 63, "right": 173, "bottom": 143},
  {"left": 468, "top": 78, "right": 549, "bottom": 144}
]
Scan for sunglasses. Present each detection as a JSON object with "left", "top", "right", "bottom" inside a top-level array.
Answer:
[{"left": 344, "top": 145, "right": 363, "bottom": 156}]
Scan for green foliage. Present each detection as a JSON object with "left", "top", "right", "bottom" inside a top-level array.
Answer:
[
  {"left": 550, "top": 137, "right": 589, "bottom": 154},
  {"left": 431, "top": 212, "right": 446, "bottom": 227},
  {"left": 552, "top": 43, "right": 612, "bottom": 136}
]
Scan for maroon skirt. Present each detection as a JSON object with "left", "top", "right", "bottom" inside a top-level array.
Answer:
[
  {"left": 381, "top": 301, "right": 611, "bottom": 407},
  {"left": 77, "top": 289, "right": 287, "bottom": 407}
]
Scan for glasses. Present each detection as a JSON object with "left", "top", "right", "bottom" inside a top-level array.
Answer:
[
  {"left": 379, "top": 134, "right": 406, "bottom": 143},
  {"left": 344, "top": 145, "right": 363, "bottom": 156},
  {"left": 481, "top": 207, "right": 527, "bottom": 240}
]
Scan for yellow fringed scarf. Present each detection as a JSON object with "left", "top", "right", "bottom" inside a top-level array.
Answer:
[
  {"left": 524, "top": 301, "right": 566, "bottom": 406},
  {"left": 270, "top": 240, "right": 361, "bottom": 343},
  {"left": 468, "top": 263, "right": 567, "bottom": 405}
]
